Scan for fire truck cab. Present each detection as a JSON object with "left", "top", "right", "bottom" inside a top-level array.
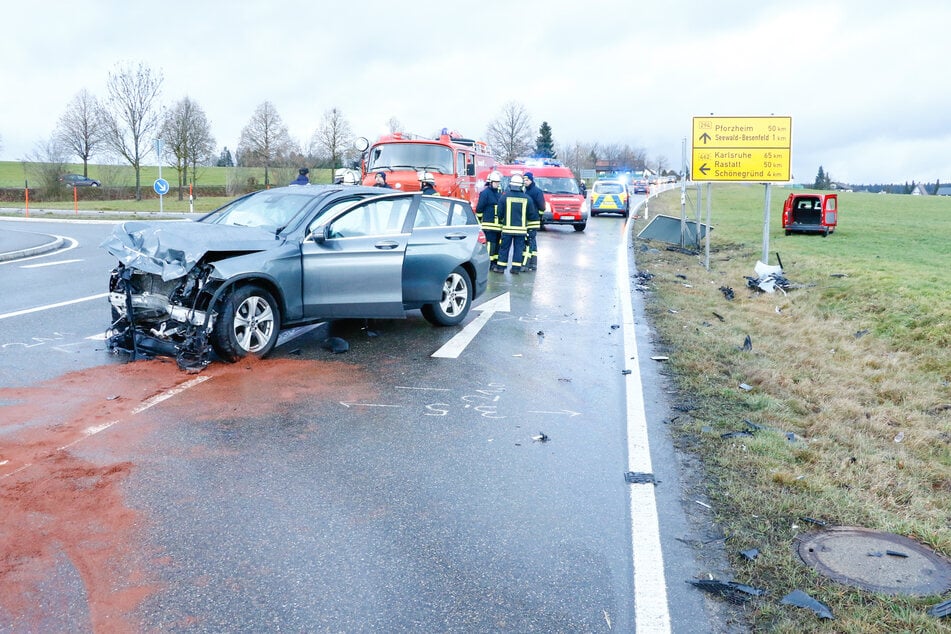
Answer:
[{"left": 359, "top": 129, "right": 495, "bottom": 209}]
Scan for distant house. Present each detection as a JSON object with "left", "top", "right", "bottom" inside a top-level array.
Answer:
[
  {"left": 911, "top": 183, "right": 930, "bottom": 196},
  {"left": 936, "top": 185, "right": 951, "bottom": 196}
]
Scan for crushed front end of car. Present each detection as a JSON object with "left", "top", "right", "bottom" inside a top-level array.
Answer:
[
  {"left": 102, "top": 221, "right": 276, "bottom": 371},
  {"left": 107, "top": 260, "right": 219, "bottom": 371}
]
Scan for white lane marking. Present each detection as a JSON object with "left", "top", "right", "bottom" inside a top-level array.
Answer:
[
  {"left": 131, "top": 375, "right": 211, "bottom": 414},
  {"left": 0, "top": 293, "right": 110, "bottom": 321},
  {"left": 395, "top": 386, "right": 451, "bottom": 391},
  {"left": 619, "top": 212, "right": 672, "bottom": 633},
  {"left": 339, "top": 402, "right": 401, "bottom": 408},
  {"left": 431, "top": 292, "right": 510, "bottom": 359},
  {"left": 20, "top": 258, "right": 83, "bottom": 268},
  {"left": 57, "top": 420, "right": 121, "bottom": 451}
]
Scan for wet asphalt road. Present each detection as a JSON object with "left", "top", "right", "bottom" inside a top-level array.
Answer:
[{"left": 0, "top": 212, "right": 726, "bottom": 632}]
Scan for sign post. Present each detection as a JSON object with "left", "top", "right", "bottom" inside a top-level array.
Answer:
[
  {"left": 690, "top": 116, "right": 792, "bottom": 264},
  {"left": 154, "top": 139, "right": 165, "bottom": 213}
]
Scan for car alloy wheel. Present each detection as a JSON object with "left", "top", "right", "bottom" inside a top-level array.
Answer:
[{"left": 421, "top": 266, "right": 471, "bottom": 326}]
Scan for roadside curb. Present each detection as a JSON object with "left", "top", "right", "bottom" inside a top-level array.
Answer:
[{"left": 0, "top": 234, "right": 64, "bottom": 262}]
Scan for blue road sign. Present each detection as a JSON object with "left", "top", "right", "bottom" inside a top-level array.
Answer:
[{"left": 153, "top": 178, "right": 170, "bottom": 196}]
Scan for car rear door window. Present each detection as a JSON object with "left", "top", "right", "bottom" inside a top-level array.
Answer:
[{"left": 414, "top": 198, "right": 452, "bottom": 228}]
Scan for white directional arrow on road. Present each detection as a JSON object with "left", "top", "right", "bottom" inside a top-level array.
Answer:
[{"left": 431, "top": 292, "right": 510, "bottom": 359}]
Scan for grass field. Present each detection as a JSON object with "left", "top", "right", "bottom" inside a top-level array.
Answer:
[
  {"left": 635, "top": 185, "right": 951, "bottom": 632},
  {"left": 0, "top": 161, "right": 334, "bottom": 190}
]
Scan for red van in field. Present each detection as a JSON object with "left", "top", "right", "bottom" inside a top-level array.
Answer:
[
  {"left": 782, "top": 192, "right": 838, "bottom": 236},
  {"left": 491, "top": 162, "right": 588, "bottom": 231}
]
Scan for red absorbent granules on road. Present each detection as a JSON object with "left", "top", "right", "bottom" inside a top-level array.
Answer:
[{"left": 0, "top": 356, "right": 368, "bottom": 631}]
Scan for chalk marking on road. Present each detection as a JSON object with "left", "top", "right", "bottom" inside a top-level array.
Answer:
[
  {"left": 431, "top": 292, "right": 510, "bottom": 359},
  {"left": 131, "top": 375, "right": 211, "bottom": 414},
  {"left": 619, "top": 212, "right": 672, "bottom": 633},
  {"left": 0, "top": 293, "right": 109, "bottom": 321},
  {"left": 20, "top": 258, "right": 83, "bottom": 268},
  {"left": 395, "top": 385, "right": 451, "bottom": 391},
  {"left": 526, "top": 409, "right": 581, "bottom": 417}
]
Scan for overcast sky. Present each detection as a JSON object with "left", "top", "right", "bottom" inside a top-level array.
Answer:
[{"left": 2, "top": 0, "right": 948, "bottom": 185}]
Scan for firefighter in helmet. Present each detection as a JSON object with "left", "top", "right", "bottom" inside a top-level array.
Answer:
[
  {"left": 476, "top": 171, "right": 503, "bottom": 265},
  {"left": 419, "top": 171, "right": 437, "bottom": 195},
  {"left": 493, "top": 174, "right": 535, "bottom": 274}
]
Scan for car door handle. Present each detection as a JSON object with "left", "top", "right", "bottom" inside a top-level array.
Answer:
[
  {"left": 374, "top": 241, "right": 400, "bottom": 250},
  {"left": 444, "top": 233, "right": 467, "bottom": 240}
]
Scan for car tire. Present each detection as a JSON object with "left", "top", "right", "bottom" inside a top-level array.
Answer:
[
  {"left": 91, "top": 183, "right": 100, "bottom": 187},
  {"left": 211, "top": 284, "right": 281, "bottom": 362},
  {"left": 573, "top": 223, "right": 586, "bottom": 232},
  {"left": 421, "top": 266, "right": 471, "bottom": 327},
  {"left": 592, "top": 211, "right": 599, "bottom": 217}
]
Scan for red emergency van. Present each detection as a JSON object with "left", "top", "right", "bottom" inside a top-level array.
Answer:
[
  {"left": 489, "top": 161, "right": 588, "bottom": 232},
  {"left": 782, "top": 192, "right": 838, "bottom": 236}
]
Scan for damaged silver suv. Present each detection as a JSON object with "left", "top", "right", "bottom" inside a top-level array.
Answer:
[{"left": 102, "top": 186, "right": 489, "bottom": 370}]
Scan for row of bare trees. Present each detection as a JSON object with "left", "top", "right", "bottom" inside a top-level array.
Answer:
[
  {"left": 40, "top": 63, "right": 668, "bottom": 200},
  {"left": 485, "top": 101, "right": 669, "bottom": 177}
]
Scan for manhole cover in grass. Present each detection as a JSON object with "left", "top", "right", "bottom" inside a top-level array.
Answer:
[{"left": 796, "top": 526, "right": 951, "bottom": 595}]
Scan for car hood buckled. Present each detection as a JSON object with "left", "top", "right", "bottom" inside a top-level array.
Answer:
[{"left": 101, "top": 221, "right": 278, "bottom": 281}]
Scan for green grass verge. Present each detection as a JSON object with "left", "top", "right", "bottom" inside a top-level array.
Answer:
[{"left": 636, "top": 185, "right": 951, "bottom": 631}]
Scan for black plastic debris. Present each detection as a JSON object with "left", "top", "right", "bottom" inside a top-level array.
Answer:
[
  {"left": 742, "top": 335, "right": 752, "bottom": 351},
  {"left": 712, "top": 311, "right": 725, "bottom": 322},
  {"left": 928, "top": 598, "right": 951, "bottom": 618},
  {"left": 676, "top": 273, "right": 688, "bottom": 280},
  {"left": 611, "top": 324, "right": 620, "bottom": 330},
  {"left": 625, "top": 472, "right": 658, "bottom": 485},
  {"left": 746, "top": 261, "right": 792, "bottom": 294},
  {"left": 719, "top": 286, "right": 735, "bottom": 300},
  {"left": 740, "top": 548, "right": 760, "bottom": 561},
  {"left": 688, "top": 578, "right": 767, "bottom": 604},
  {"left": 622, "top": 369, "right": 632, "bottom": 375},
  {"left": 780, "top": 589, "right": 834, "bottom": 620},
  {"left": 320, "top": 337, "right": 350, "bottom": 354},
  {"left": 886, "top": 550, "right": 909, "bottom": 558},
  {"left": 531, "top": 432, "right": 550, "bottom": 443},
  {"left": 743, "top": 419, "right": 765, "bottom": 432},
  {"left": 721, "top": 430, "right": 754, "bottom": 439},
  {"left": 853, "top": 329, "right": 870, "bottom": 338},
  {"left": 536, "top": 330, "right": 545, "bottom": 337},
  {"left": 800, "top": 517, "right": 828, "bottom": 527}
]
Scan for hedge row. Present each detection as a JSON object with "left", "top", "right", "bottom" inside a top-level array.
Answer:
[{"left": 0, "top": 185, "right": 248, "bottom": 203}]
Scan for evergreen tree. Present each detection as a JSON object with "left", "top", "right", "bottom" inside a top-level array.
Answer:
[
  {"left": 813, "top": 166, "right": 826, "bottom": 189},
  {"left": 534, "top": 121, "right": 556, "bottom": 159},
  {"left": 932, "top": 179, "right": 941, "bottom": 195}
]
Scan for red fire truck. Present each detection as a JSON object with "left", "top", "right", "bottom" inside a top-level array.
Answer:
[{"left": 358, "top": 129, "right": 496, "bottom": 208}]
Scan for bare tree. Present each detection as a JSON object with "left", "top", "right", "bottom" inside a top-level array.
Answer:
[
  {"left": 160, "top": 97, "right": 215, "bottom": 199},
  {"left": 486, "top": 101, "right": 533, "bottom": 163},
  {"left": 100, "top": 62, "right": 164, "bottom": 200},
  {"left": 55, "top": 89, "right": 106, "bottom": 177},
  {"left": 310, "top": 107, "right": 354, "bottom": 171},
  {"left": 386, "top": 117, "right": 403, "bottom": 134},
  {"left": 24, "top": 136, "right": 68, "bottom": 195},
  {"left": 237, "top": 101, "right": 296, "bottom": 187}
]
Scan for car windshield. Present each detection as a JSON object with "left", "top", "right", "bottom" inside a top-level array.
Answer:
[
  {"left": 201, "top": 191, "right": 317, "bottom": 231},
  {"left": 594, "top": 183, "right": 624, "bottom": 194},
  {"left": 367, "top": 143, "right": 453, "bottom": 174},
  {"left": 535, "top": 177, "right": 579, "bottom": 195}
]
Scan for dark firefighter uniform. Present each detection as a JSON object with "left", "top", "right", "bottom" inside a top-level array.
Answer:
[
  {"left": 494, "top": 177, "right": 536, "bottom": 274},
  {"left": 476, "top": 181, "right": 503, "bottom": 264},
  {"left": 522, "top": 172, "right": 545, "bottom": 271}
]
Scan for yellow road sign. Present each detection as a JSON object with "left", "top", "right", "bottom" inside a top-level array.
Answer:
[{"left": 691, "top": 116, "right": 792, "bottom": 181}]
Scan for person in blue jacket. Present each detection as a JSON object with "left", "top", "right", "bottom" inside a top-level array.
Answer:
[
  {"left": 522, "top": 172, "right": 546, "bottom": 270},
  {"left": 290, "top": 168, "right": 309, "bottom": 185}
]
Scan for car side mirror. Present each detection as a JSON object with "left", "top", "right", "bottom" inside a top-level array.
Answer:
[{"left": 311, "top": 225, "right": 330, "bottom": 244}]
